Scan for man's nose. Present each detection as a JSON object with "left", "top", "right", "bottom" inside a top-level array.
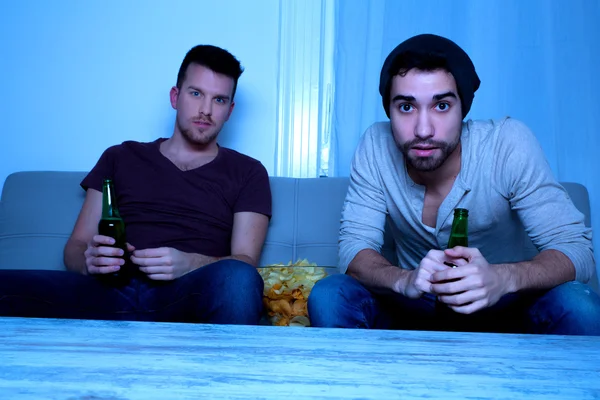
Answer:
[
  {"left": 415, "top": 110, "right": 433, "bottom": 139},
  {"left": 199, "top": 98, "right": 212, "bottom": 116}
]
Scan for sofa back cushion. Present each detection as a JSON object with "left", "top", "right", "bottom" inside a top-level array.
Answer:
[
  {"left": 0, "top": 171, "right": 592, "bottom": 271},
  {"left": 0, "top": 172, "right": 87, "bottom": 270}
]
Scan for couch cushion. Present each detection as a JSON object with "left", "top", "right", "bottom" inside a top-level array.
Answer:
[
  {"left": 259, "top": 177, "right": 351, "bottom": 266},
  {"left": 0, "top": 171, "right": 87, "bottom": 270},
  {"left": 0, "top": 173, "right": 356, "bottom": 270},
  {"left": 0, "top": 171, "right": 593, "bottom": 271},
  {"left": 561, "top": 182, "right": 591, "bottom": 228}
]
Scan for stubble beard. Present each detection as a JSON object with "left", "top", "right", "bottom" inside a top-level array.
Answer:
[
  {"left": 400, "top": 135, "right": 460, "bottom": 172},
  {"left": 178, "top": 119, "right": 219, "bottom": 147}
]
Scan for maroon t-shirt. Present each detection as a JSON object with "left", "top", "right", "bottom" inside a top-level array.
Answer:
[{"left": 81, "top": 139, "right": 272, "bottom": 258}]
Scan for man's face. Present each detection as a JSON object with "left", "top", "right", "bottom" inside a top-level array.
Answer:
[
  {"left": 170, "top": 63, "right": 235, "bottom": 147},
  {"left": 389, "top": 68, "right": 463, "bottom": 172}
]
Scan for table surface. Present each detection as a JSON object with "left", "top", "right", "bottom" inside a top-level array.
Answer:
[{"left": 1, "top": 317, "right": 599, "bottom": 399}]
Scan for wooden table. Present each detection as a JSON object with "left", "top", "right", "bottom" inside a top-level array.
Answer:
[{"left": 0, "top": 317, "right": 599, "bottom": 399}]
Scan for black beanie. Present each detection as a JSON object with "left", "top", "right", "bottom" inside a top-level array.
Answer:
[{"left": 379, "top": 33, "right": 481, "bottom": 119}]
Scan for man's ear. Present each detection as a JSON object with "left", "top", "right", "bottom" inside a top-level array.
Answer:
[
  {"left": 226, "top": 101, "right": 235, "bottom": 121},
  {"left": 169, "top": 86, "right": 179, "bottom": 110}
]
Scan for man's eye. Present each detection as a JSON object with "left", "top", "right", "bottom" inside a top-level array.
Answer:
[
  {"left": 192, "top": 91, "right": 200, "bottom": 96},
  {"left": 399, "top": 104, "right": 413, "bottom": 113},
  {"left": 215, "top": 97, "right": 225, "bottom": 104},
  {"left": 436, "top": 102, "right": 449, "bottom": 111}
]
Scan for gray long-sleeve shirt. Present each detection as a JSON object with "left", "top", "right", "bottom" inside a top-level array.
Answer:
[{"left": 339, "top": 117, "right": 595, "bottom": 282}]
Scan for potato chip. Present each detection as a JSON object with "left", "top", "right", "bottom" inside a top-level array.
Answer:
[
  {"left": 258, "top": 260, "right": 327, "bottom": 327},
  {"left": 291, "top": 299, "right": 307, "bottom": 316}
]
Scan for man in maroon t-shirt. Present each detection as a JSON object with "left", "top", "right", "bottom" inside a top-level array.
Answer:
[{"left": 0, "top": 45, "right": 272, "bottom": 325}]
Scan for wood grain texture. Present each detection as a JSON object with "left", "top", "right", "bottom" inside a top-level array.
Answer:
[{"left": 0, "top": 317, "right": 599, "bottom": 399}]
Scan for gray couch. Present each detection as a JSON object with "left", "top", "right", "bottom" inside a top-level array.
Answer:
[{"left": 0, "top": 172, "right": 594, "bottom": 280}]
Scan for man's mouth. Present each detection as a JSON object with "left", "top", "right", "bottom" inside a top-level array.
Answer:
[
  {"left": 193, "top": 120, "right": 212, "bottom": 126},
  {"left": 411, "top": 146, "right": 438, "bottom": 157}
]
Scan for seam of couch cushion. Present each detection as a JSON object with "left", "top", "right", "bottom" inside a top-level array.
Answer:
[
  {"left": 0, "top": 234, "right": 70, "bottom": 239},
  {"left": 263, "top": 241, "right": 295, "bottom": 246},
  {"left": 291, "top": 244, "right": 338, "bottom": 248}
]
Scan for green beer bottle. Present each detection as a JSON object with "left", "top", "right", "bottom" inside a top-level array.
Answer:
[
  {"left": 98, "top": 178, "right": 128, "bottom": 278},
  {"left": 437, "top": 208, "right": 470, "bottom": 313},
  {"left": 447, "top": 208, "right": 469, "bottom": 248}
]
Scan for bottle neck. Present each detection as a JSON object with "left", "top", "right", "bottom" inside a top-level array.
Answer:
[
  {"left": 448, "top": 209, "right": 468, "bottom": 248},
  {"left": 450, "top": 217, "right": 468, "bottom": 236},
  {"left": 101, "top": 181, "right": 121, "bottom": 219},
  {"left": 454, "top": 208, "right": 468, "bottom": 219}
]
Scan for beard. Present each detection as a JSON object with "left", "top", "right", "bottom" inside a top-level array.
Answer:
[
  {"left": 177, "top": 118, "right": 219, "bottom": 146},
  {"left": 399, "top": 135, "right": 460, "bottom": 172}
]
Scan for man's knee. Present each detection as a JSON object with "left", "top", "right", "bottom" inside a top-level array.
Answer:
[
  {"left": 203, "top": 260, "right": 263, "bottom": 324},
  {"left": 308, "top": 274, "right": 352, "bottom": 307},
  {"left": 307, "top": 273, "right": 370, "bottom": 327},
  {"left": 546, "top": 281, "right": 600, "bottom": 314},
  {"left": 206, "top": 259, "right": 264, "bottom": 293},
  {"left": 531, "top": 281, "right": 600, "bottom": 335}
]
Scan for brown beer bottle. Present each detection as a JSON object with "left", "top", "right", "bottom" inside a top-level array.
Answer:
[
  {"left": 98, "top": 179, "right": 128, "bottom": 279},
  {"left": 447, "top": 208, "right": 469, "bottom": 248}
]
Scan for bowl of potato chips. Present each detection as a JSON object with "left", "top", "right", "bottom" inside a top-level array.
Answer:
[{"left": 257, "top": 259, "right": 330, "bottom": 327}]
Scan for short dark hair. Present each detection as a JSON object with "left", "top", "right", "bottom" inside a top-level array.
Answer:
[
  {"left": 176, "top": 45, "right": 244, "bottom": 101},
  {"left": 383, "top": 50, "right": 452, "bottom": 116}
]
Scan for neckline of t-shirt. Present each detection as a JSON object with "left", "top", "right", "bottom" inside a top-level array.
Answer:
[{"left": 154, "top": 138, "right": 224, "bottom": 173}]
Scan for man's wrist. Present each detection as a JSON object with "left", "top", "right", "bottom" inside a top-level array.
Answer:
[
  {"left": 189, "top": 253, "right": 255, "bottom": 271},
  {"left": 392, "top": 267, "right": 411, "bottom": 295},
  {"left": 189, "top": 253, "right": 216, "bottom": 271},
  {"left": 495, "top": 263, "right": 519, "bottom": 294}
]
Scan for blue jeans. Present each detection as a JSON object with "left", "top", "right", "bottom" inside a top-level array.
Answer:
[
  {"left": 0, "top": 259, "right": 264, "bottom": 325},
  {"left": 307, "top": 274, "right": 600, "bottom": 335}
]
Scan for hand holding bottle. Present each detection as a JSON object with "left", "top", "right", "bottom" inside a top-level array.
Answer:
[
  {"left": 403, "top": 249, "right": 469, "bottom": 299},
  {"left": 431, "top": 246, "right": 507, "bottom": 314},
  {"left": 96, "top": 178, "right": 130, "bottom": 280},
  {"left": 84, "top": 235, "right": 135, "bottom": 275}
]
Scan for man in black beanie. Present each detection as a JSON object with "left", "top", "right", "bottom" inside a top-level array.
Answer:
[{"left": 308, "top": 33, "right": 600, "bottom": 335}]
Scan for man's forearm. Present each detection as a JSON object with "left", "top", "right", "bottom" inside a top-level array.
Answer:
[
  {"left": 346, "top": 249, "right": 408, "bottom": 294},
  {"left": 63, "top": 239, "right": 88, "bottom": 275},
  {"left": 497, "top": 249, "right": 576, "bottom": 293}
]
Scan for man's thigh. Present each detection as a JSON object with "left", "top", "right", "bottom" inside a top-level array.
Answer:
[
  {"left": 308, "top": 273, "right": 439, "bottom": 330},
  {"left": 139, "top": 260, "right": 264, "bottom": 323},
  {"left": 438, "top": 282, "right": 600, "bottom": 335},
  {"left": 0, "top": 269, "right": 139, "bottom": 320},
  {"left": 523, "top": 281, "right": 600, "bottom": 335}
]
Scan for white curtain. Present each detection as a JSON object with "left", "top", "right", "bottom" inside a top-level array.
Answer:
[{"left": 330, "top": 0, "right": 600, "bottom": 281}]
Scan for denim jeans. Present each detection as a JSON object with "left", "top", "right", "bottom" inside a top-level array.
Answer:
[
  {"left": 307, "top": 273, "right": 600, "bottom": 335},
  {"left": 0, "top": 259, "right": 264, "bottom": 325}
]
